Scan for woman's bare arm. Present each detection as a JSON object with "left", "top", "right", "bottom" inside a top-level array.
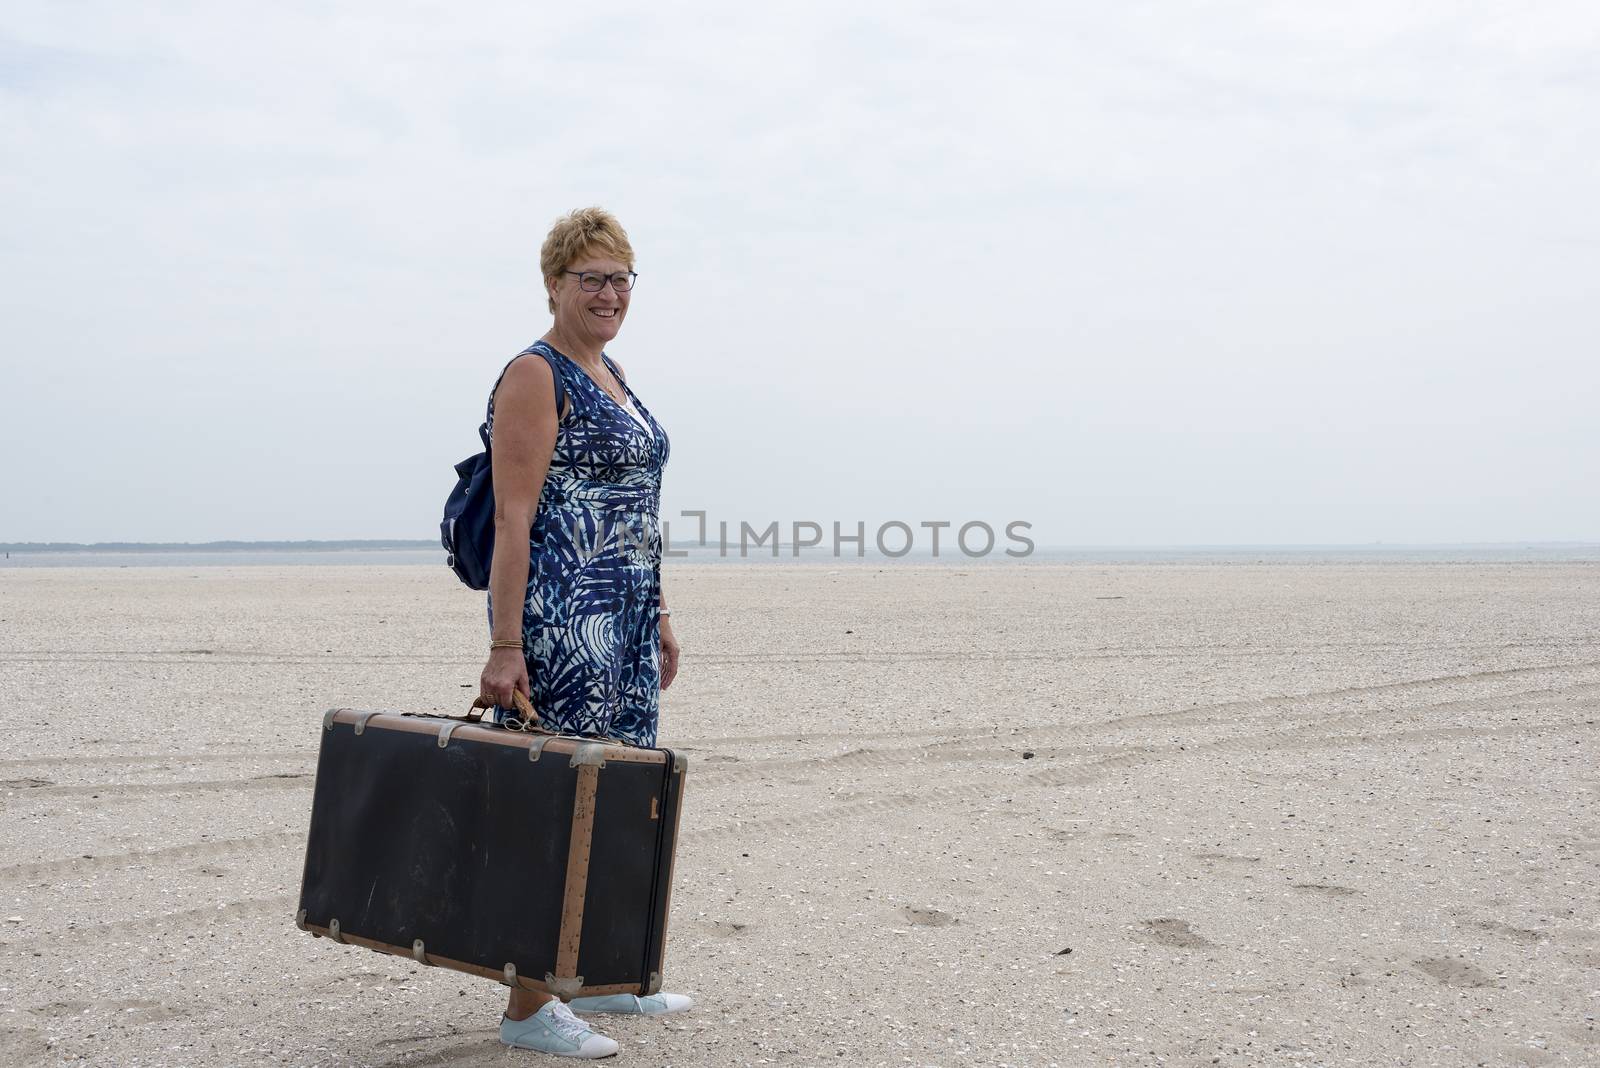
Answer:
[{"left": 479, "top": 355, "right": 561, "bottom": 706}]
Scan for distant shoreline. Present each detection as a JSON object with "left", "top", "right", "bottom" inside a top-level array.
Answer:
[
  {"left": 0, "top": 539, "right": 438, "bottom": 553},
  {"left": 2, "top": 540, "right": 1597, "bottom": 569},
  {"left": 4, "top": 539, "right": 1596, "bottom": 555}
]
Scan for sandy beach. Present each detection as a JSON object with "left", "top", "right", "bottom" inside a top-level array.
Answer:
[{"left": 1, "top": 561, "right": 1597, "bottom": 1067}]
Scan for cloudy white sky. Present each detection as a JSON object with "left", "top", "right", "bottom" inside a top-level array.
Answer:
[{"left": 2, "top": 2, "right": 1596, "bottom": 546}]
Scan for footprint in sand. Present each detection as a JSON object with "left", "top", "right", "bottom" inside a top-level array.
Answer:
[
  {"left": 0, "top": 1026, "right": 48, "bottom": 1062},
  {"left": 32, "top": 999, "right": 186, "bottom": 1024},
  {"left": 1291, "top": 883, "right": 1359, "bottom": 897},
  {"left": 1412, "top": 956, "right": 1496, "bottom": 987},
  {"left": 1137, "top": 918, "right": 1213, "bottom": 949},
  {"left": 901, "top": 906, "right": 957, "bottom": 928},
  {"left": 1476, "top": 920, "right": 1544, "bottom": 944},
  {"left": 317, "top": 971, "right": 392, "bottom": 990}
]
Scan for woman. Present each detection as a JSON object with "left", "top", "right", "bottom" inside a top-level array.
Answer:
[{"left": 478, "top": 207, "right": 687, "bottom": 1059}]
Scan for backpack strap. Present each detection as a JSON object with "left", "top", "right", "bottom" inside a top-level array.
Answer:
[{"left": 485, "top": 342, "right": 568, "bottom": 431}]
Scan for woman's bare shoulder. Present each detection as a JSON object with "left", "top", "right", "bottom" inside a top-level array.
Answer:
[
  {"left": 494, "top": 353, "right": 556, "bottom": 402},
  {"left": 494, "top": 351, "right": 568, "bottom": 420}
]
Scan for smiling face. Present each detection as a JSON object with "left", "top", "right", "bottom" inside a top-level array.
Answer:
[{"left": 548, "top": 252, "right": 632, "bottom": 349}]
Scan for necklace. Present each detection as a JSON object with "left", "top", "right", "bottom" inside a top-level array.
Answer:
[
  {"left": 576, "top": 360, "right": 627, "bottom": 407},
  {"left": 544, "top": 337, "right": 627, "bottom": 406}
]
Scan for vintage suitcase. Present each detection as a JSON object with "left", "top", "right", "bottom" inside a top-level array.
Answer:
[{"left": 296, "top": 700, "right": 687, "bottom": 999}]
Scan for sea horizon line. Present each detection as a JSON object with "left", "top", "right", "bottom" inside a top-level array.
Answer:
[{"left": 4, "top": 539, "right": 1598, "bottom": 554}]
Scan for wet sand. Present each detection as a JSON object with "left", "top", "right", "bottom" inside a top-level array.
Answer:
[{"left": 2, "top": 562, "right": 1597, "bottom": 1067}]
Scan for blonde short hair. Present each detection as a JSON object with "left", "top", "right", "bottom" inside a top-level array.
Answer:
[{"left": 540, "top": 207, "right": 635, "bottom": 314}]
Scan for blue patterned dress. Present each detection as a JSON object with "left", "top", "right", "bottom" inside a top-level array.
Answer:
[{"left": 485, "top": 340, "right": 670, "bottom": 747}]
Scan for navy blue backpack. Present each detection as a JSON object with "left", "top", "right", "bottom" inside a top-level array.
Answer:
[{"left": 441, "top": 345, "right": 566, "bottom": 590}]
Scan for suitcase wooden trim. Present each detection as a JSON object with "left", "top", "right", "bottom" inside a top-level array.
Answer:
[
  {"left": 298, "top": 709, "right": 685, "bottom": 998},
  {"left": 295, "top": 918, "right": 649, "bottom": 996},
  {"left": 324, "top": 708, "right": 665, "bottom": 764},
  {"left": 657, "top": 757, "right": 687, "bottom": 958},
  {"left": 556, "top": 762, "right": 599, "bottom": 984}
]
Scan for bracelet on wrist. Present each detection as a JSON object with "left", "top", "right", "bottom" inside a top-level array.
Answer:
[
  {"left": 489, "top": 638, "right": 523, "bottom": 650},
  {"left": 660, "top": 608, "right": 672, "bottom": 619}
]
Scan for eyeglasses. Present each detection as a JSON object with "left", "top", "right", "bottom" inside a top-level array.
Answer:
[{"left": 565, "top": 270, "right": 637, "bottom": 293}]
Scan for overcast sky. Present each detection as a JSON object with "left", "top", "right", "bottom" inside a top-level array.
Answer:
[{"left": 2, "top": 2, "right": 1596, "bottom": 546}]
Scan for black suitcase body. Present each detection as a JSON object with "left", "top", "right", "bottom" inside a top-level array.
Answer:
[{"left": 296, "top": 708, "right": 686, "bottom": 999}]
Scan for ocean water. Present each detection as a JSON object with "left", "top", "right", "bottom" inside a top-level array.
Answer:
[
  {"left": 0, "top": 549, "right": 450, "bottom": 568},
  {"left": 3, "top": 545, "right": 1597, "bottom": 568}
]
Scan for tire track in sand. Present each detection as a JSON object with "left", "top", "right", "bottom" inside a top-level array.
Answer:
[
  {"left": 688, "top": 674, "right": 1600, "bottom": 787},
  {"left": 0, "top": 831, "right": 302, "bottom": 883},
  {"left": 9, "top": 773, "right": 312, "bottom": 802},
  {"left": 0, "top": 894, "right": 293, "bottom": 954},
  {"left": 688, "top": 715, "right": 1597, "bottom": 841},
  {"left": 0, "top": 750, "right": 307, "bottom": 769},
  {"left": 684, "top": 659, "right": 1600, "bottom": 747}
]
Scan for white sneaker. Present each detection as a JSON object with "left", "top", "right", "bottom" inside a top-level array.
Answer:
[
  {"left": 568, "top": 992, "right": 694, "bottom": 1015},
  {"left": 500, "top": 1000, "right": 619, "bottom": 1058}
]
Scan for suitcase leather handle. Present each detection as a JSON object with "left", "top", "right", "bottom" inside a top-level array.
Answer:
[
  {"left": 469, "top": 689, "right": 536, "bottom": 725},
  {"left": 465, "top": 690, "right": 639, "bottom": 749}
]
